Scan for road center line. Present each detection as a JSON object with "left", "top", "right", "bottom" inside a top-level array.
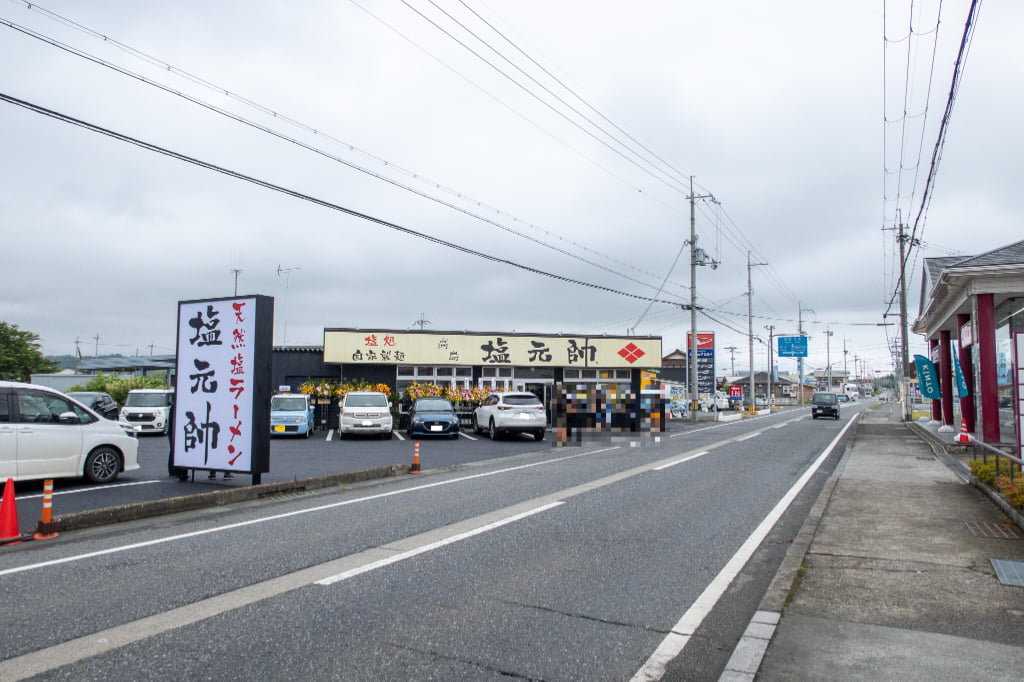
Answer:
[
  {"left": 317, "top": 501, "right": 564, "bottom": 585},
  {"left": 653, "top": 451, "right": 709, "bottom": 471}
]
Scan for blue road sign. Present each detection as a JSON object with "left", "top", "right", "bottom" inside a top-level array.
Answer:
[{"left": 778, "top": 336, "right": 808, "bottom": 358}]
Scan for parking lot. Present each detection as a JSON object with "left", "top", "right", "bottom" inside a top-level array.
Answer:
[{"left": 7, "top": 426, "right": 555, "bottom": 534}]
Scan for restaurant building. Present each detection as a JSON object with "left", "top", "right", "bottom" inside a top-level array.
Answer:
[{"left": 912, "top": 240, "right": 1024, "bottom": 451}]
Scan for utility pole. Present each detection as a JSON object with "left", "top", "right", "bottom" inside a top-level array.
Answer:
[
  {"left": 825, "top": 330, "right": 834, "bottom": 391},
  {"left": 276, "top": 265, "right": 300, "bottom": 346},
  {"left": 724, "top": 345, "right": 738, "bottom": 375},
  {"left": 798, "top": 303, "right": 814, "bottom": 406},
  {"left": 765, "top": 325, "right": 775, "bottom": 411},
  {"left": 93, "top": 334, "right": 100, "bottom": 357},
  {"left": 687, "top": 176, "right": 716, "bottom": 422},
  {"left": 897, "top": 221, "right": 913, "bottom": 421},
  {"left": 231, "top": 267, "right": 243, "bottom": 296},
  {"left": 412, "top": 314, "right": 431, "bottom": 330},
  {"left": 746, "top": 252, "right": 767, "bottom": 413}
]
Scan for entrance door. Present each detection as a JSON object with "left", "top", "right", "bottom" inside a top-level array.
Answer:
[{"left": 520, "top": 382, "right": 553, "bottom": 426}]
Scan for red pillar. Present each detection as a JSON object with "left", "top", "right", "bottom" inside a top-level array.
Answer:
[
  {"left": 957, "top": 314, "right": 975, "bottom": 433},
  {"left": 976, "top": 294, "right": 1000, "bottom": 442},
  {"left": 930, "top": 338, "right": 942, "bottom": 421},
  {"left": 939, "top": 330, "right": 954, "bottom": 426}
]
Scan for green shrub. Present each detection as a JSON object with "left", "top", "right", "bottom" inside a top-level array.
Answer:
[
  {"left": 66, "top": 372, "right": 169, "bottom": 406},
  {"left": 969, "top": 459, "right": 999, "bottom": 486}
]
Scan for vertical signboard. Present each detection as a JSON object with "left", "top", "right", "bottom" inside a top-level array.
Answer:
[
  {"left": 171, "top": 295, "right": 273, "bottom": 482},
  {"left": 686, "top": 332, "right": 716, "bottom": 395}
]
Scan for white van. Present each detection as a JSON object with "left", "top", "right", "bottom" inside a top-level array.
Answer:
[
  {"left": 338, "top": 391, "right": 393, "bottom": 438},
  {"left": 120, "top": 388, "right": 174, "bottom": 435}
]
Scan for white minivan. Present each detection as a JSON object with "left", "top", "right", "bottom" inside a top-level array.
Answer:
[
  {"left": 1, "top": 381, "right": 140, "bottom": 483},
  {"left": 338, "top": 391, "right": 393, "bottom": 438},
  {"left": 120, "top": 388, "right": 174, "bottom": 435}
]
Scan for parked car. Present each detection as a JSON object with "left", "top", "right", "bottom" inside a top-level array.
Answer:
[
  {"left": 406, "top": 397, "right": 460, "bottom": 439},
  {"left": 270, "top": 393, "right": 315, "bottom": 437},
  {"left": 811, "top": 392, "right": 840, "bottom": 420},
  {"left": 473, "top": 391, "right": 546, "bottom": 440},
  {"left": 120, "top": 388, "right": 174, "bottom": 435},
  {"left": 1, "top": 381, "right": 140, "bottom": 484},
  {"left": 66, "top": 391, "right": 119, "bottom": 420},
  {"left": 338, "top": 391, "right": 393, "bottom": 439}
]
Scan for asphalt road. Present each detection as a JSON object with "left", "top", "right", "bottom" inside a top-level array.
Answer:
[{"left": 1, "top": 403, "right": 867, "bottom": 680}]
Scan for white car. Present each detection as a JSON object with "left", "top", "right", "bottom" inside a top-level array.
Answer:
[
  {"left": 1, "top": 381, "right": 140, "bottom": 484},
  {"left": 473, "top": 391, "right": 546, "bottom": 441},
  {"left": 338, "top": 391, "right": 393, "bottom": 439},
  {"left": 120, "top": 388, "right": 174, "bottom": 435}
]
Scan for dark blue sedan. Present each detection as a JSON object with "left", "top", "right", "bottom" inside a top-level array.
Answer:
[{"left": 406, "top": 397, "right": 460, "bottom": 439}]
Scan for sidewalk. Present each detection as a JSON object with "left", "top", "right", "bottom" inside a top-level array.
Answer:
[{"left": 723, "top": 401, "right": 1024, "bottom": 681}]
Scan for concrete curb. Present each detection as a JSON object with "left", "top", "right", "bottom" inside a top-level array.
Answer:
[{"left": 44, "top": 464, "right": 409, "bottom": 533}]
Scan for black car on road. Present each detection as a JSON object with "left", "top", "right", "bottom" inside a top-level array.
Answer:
[{"left": 811, "top": 392, "right": 840, "bottom": 420}]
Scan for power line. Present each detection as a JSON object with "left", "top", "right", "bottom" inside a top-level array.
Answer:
[
  {"left": 1, "top": 91, "right": 687, "bottom": 309},
  {"left": 0, "top": 7, "right": 694, "bottom": 299}
]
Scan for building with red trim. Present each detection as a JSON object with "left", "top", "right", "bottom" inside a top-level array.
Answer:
[{"left": 912, "top": 240, "right": 1024, "bottom": 449}]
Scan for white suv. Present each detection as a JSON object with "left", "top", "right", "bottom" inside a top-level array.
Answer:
[
  {"left": 338, "top": 391, "right": 393, "bottom": 439},
  {"left": 1, "top": 381, "right": 140, "bottom": 483},
  {"left": 473, "top": 392, "right": 546, "bottom": 441}
]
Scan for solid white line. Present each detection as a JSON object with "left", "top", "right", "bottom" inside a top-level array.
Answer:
[
  {"left": 317, "top": 501, "right": 564, "bottom": 585},
  {"left": 325, "top": 429, "right": 335, "bottom": 441},
  {"left": 630, "top": 415, "right": 858, "bottom": 681},
  {"left": 17, "top": 480, "right": 162, "bottom": 500},
  {"left": 737, "top": 433, "right": 760, "bottom": 442},
  {"left": 0, "top": 447, "right": 613, "bottom": 578},
  {"left": 653, "top": 451, "right": 709, "bottom": 471}
]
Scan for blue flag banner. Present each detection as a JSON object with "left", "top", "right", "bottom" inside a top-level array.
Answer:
[
  {"left": 914, "top": 354, "right": 941, "bottom": 400},
  {"left": 952, "top": 349, "right": 970, "bottom": 398}
]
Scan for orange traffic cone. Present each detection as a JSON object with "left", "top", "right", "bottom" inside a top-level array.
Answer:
[
  {"left": 956, "top": 418, "right": 971, "bottom": 445},
  {"left": 410, "top": 441, "right": 421, "bottom": 474},
  {"left": 1, "top": 477, "right": 23, "bottom": 545},
  {"left": 33, "top": 479, "right": 59, "bottom": 540}
]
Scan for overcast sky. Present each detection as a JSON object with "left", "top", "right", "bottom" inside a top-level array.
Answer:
[{"left": 2, "top": 1, "right": 1020, "bottom": 381}]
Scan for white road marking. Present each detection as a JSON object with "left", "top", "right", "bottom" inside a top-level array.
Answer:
[
  {"left": 653, "top": 451, "right": 709, "bottom": 471},
  {"left": 737, "top": 432, "right": 760, "bottom": 441},
  {"left": 630, "top": 415, "right": 858, "bottom": 681},
  {"left": 16, "top": 479, "right": 162, "bottom": 500},
  {"left": 317, "top": 501, "right": 564, "bottom": 585}
]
